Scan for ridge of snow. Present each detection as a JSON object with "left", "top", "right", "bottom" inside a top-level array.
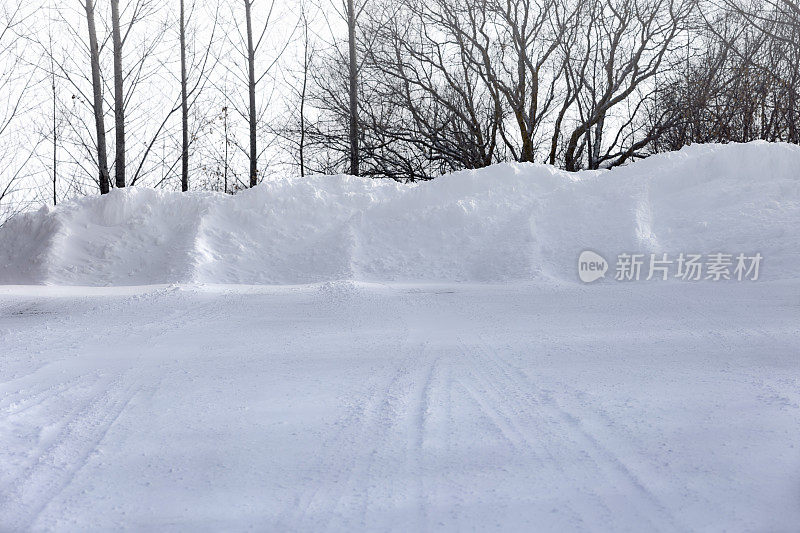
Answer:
[{"left": 1, "top": 142, "right": 798, "bottom": 286}]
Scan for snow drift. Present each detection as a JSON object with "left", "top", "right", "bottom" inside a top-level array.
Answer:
[{"left": 1, "top": 142, "right": 798, "bottom": 285}]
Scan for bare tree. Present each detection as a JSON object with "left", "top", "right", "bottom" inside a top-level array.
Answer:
[
  {"left": 648, "top": 0, "right": 800, "bottom": 149},
  {"left": 6, "top": 0, "right": 800, "bottom": 222},
  {"left": 308, "top": 0, "right": 696, "bottom": 177},
  {"left": 48, "top": 22, "right": 58, "bottom": 205},
  {"left": 223, "top": 0, "right": 289, "bottom": 187},
  {"left": 83, "top": 0, "right": 110, "bottom": 194},
  {"left": 0, "top": 1, "right": 42, "bottom": 223},
  {"left": 126, "top": 0, "right": 218, "bottom": 191},
  {"left": 416, "top": 0, "right": 578, "bottom": 163},
  {"left": 180, "top": 0, "right": 189, "bottom": 191},
  {"left": 346, "top": 0, "right": 359, "bottom": 175},
  {"left": 560, "top": 0, "right": 693, "bottom": 170},
  {"left": 42, "top": 0, "right": 168, "bottom": 194},
  {"left": 303, "top": 0, "right": 504, "bottom": 179},
  {"left": 363, "top": 0, "right": 505, "bottom": 174},
  {"left": 244, "top": 0, "right": 258, "bottom": 187},
  {"left": 111, "top": 0, "right": 126, "bottom": 188},
  {"left": 299, "top": 5, "right": 311, "bottom": 177},
  {"left": 218, "top": 0, "right": 294, "bottom": 188}
]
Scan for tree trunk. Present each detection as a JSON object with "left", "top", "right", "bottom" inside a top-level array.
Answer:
[
  {"left": 111, "top": 0, "right": 125, "bottom": 188},
  {"left": 299, "top": 12, "right": 308, "bottom": 178},
  {"left": 245, "top": 0, "right": 258, "bottom": 188},
  {"left": 51, "top": 55, "right": 57, "bottom": 205},
  {"left": 591, "top": 114, "right": 605, "bottom": 170},
  {"left": 516, "top": 110, "right": 534, "bottom": 163},
  {"left": 84, "top": 0, "right": 110, "bottom": 194},
  {"left": 347, "top": 0, "right": 359, "bottom": 176},
  {"left": 223, "top": 106, "right": 229, "bottom": 193},
  {"left": 564, "top": 127, "right": 585, "bottom": 172},
  {"left": 180, "top": 0, "right": 189, "bottom": 191}
]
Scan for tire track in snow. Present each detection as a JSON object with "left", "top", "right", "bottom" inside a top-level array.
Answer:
[
  {"left": 323, "top": 345, "right": 436, "bottom": 532},
  {"left": 459, "top": 325, "right": 684, "bottom": 531},
  {"left": 278, "top": 362, "right": 403, "bottom": 531},
  {"left": 276, "top": 287, "right": 413, "bottom": 531},
  {"left": 279, "top": 288, "right": 442, "bottom": 532},
  {"left": 408, "top": 344, "right": 467, "bottom": 530},
  {"left": 407, "top": 287, "right": 679, "bottom": 529},
  {"left": 457, "top": 373, "right": 546, "bottom": 459},
  {"left": 411, "top": 353, "right": 439, "bottom": 531},
  {"left": 0, "top": 286, "right": 206, "bottom": 531},
  {"left": 452, "top": 339, "right": 590, "bottom": 527},
  {"left": 1, "top": 372, "right": 93, "bottom": 418},
  {"left": 0, "top": 372, "right": 115, "bottom": 474},
  {"left": 1, "top": 372, "right": 142, "bottom": 531}
]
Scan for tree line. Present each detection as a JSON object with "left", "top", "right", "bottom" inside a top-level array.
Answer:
[{"left": 0, "top": 0, "right": 799, "bottom": 221}]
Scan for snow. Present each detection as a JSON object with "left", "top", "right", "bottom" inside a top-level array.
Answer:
[
  {"left": 2, "top": 141, "right": 799, "bottom": 285},
  {"left": 1, "top": 141, "right": 800, "bottom": 530},
  {"left": 1, "top": 282, "right": 799, "bottom": 531}
]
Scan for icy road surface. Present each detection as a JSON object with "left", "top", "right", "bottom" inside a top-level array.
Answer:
[{"left": 1, "top": 281, "right": 798, "bottom": 531}]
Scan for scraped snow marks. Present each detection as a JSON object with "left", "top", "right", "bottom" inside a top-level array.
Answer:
[
  {"left": 643, "top": 143, "right": 800, "bottom": 278},
  {"left": 0, "top": 204, "right": 63, "bottom": 284},
  {"left": 0, "top": 188, "right": 218, "bottom": 285},
  {"left": 355, "top": 163, "right": 553, "bottom": 281},
  {"left": 192, "top": 181, "right": 366, "bottom": 284},
  {"left": 47, "top": 188, "right": 216, "bottom": 286},
  {"left": 0, "top": 142, "right": 798, "bottom": 285}
]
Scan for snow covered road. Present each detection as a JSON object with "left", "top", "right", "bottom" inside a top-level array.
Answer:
[{"left": 1, "top": 281, "right": 799, "bottom": 531}]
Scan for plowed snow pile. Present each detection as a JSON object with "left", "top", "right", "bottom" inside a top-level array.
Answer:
[{"left": 1, "top": 141, "right": 798, "bottom": 285}]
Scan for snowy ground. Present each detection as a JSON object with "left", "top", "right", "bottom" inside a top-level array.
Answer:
[{"left": 1, "top": 281, "right": 798, "bottom": 531}]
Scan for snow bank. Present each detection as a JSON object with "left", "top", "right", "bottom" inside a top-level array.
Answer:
[{"left": 1, "top": 142, "right": 798, "bottom": 285}]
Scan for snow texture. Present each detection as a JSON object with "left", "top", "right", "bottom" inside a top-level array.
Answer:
[
  {"left": 2, "top": 141, "right": 798, "bottom": 285},
  {"left": 0, "top": 282, "right": 799, "bottom": 531},
  {"left": 1, "top": 142, "right": 800, "bottom": 531}
]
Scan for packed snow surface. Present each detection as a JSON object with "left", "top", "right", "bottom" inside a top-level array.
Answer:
[
  {"left": 1, "top": 142, "right": 799, "bottom": 531},
  {"left": 1, "top": 141, "right": 798, "bottom": 285},
  {"left": 0, "top": 282, "right": 799, "bottom": 531}
]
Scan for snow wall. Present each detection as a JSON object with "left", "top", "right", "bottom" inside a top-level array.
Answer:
[{"left": 1, "top": 142, "right": 798, "bottom": 285}]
